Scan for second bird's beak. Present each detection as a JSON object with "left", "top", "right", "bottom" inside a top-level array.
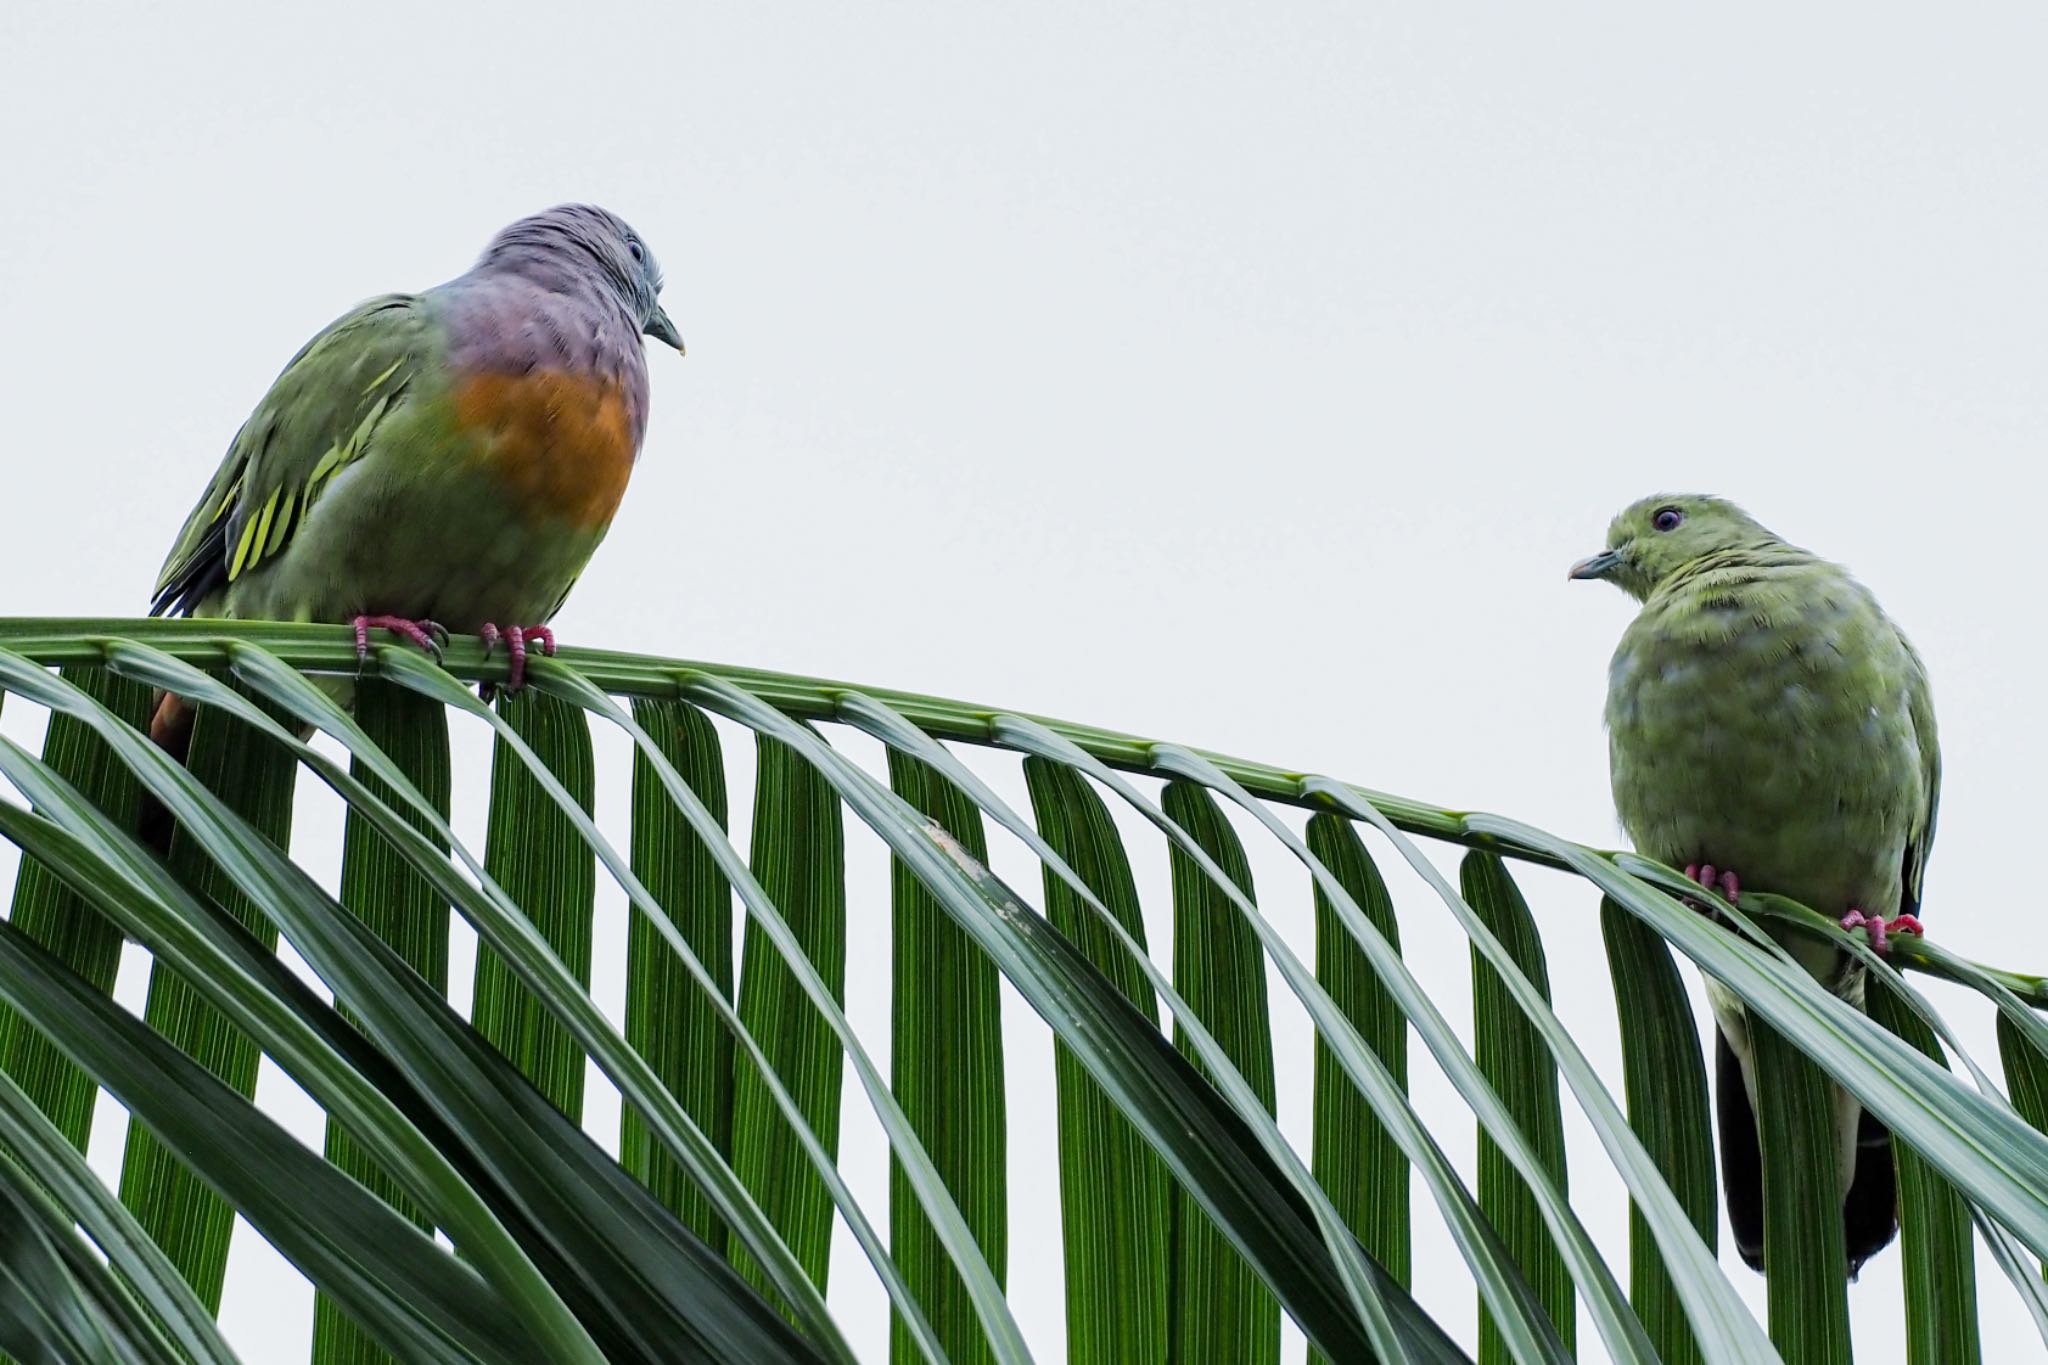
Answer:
[
  {"left": 644, "top": 306, "right": 685, "bottom": 354},
  {"left": 1568, "top": 549, "right": 1623, "bottom": 582}
]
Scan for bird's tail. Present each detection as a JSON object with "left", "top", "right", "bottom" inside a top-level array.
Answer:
[
  {"left": 139, "top": 675, "right": 348, "bottom": 855},
  {"left": 1715, "top": 1029, "right": 1766, "bottom": 1271},
  {"left": 138, "top": 691, "right": 195, "bottom": 854},
  {"left": 1715, "top": 1028, "right": 1899, "bottom": 1276},
  {"left": 1844, "top": 1108, "right": 1901, "bottom": 1277}
]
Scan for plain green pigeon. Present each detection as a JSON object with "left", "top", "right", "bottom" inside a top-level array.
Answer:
[
  {"left": 150, "top": 203, "right": 683, "bottom": 697},
  {"left": 1572, "top": 493, "right": 1938, "bottom": 1275}
]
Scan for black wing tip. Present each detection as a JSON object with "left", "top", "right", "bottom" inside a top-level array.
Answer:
[
  {"left": 149, "top": 562, "right": 226, "bottom": 619},
  {"left": 149, "top": 524, "right": 229, "bottom": 619}
]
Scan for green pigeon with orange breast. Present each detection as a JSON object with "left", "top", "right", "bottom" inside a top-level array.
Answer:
[
  {"left": 150, "top": 204, "right": 683, "bottom": 699},
  {"left": 1572, "top": 493, "right": 1939, "bottom": 1278}
]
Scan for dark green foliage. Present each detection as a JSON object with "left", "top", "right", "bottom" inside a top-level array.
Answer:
[
  {"left": 1868, "top": 982, "right": 1980, "bottom": 1365},
  {"left": 887, "top": 750, "right": 1005, "bottom": 1365},
  {"left": 1752, "top": 1020, "right": 1851, "bottom": 1364},
  {"left": 0, "top": 666, "right": 151, "bottom": 1150},
  {"left": 1461, "top": 853, "right": 1574, "bottom": 1361},
  {"left": 120, "top": 685, "right": 298, "bottom": 1311},
  {"left": 730, "top": 735, "right": 847, "bottom": 1301},
  {"left": 314, "top": 680, "right": 453, "bottom": 1365},
  {"left": 1306, "top": 813, "right": 1410, "bottom": 1310},
  {"left": 1599, "top": 897, "right": 1715, "bottom": 1365},
  {"left": 471, "top": 689, "right": 596, "bottom": 1117},
  {"left": 1162, "top": 781, "right": 1279, "bottom": 1365},
  {"left": 1024, "top": 757, "right": 1170, "bottom": 1365},
  {"left": 622, "top": 697, "right": 735, "bottom": 1250}
]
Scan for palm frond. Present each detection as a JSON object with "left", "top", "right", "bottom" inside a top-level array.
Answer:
[{"left": 1, "top": 617, "right": 2045, "bottom": 1364}]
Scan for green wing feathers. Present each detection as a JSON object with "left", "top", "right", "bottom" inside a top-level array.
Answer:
[
  {"left": 1901, "top": 633, "right": 1940, "bottom": 916},
  {"left": 151, "top": 295, "right": 428, "bottom": 616}
]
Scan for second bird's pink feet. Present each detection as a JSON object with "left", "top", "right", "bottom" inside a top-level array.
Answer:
[
  {"left": 1683, "top": 863, "right": 1742, "bottom": 905},
  {"left": 1840, "top": 909, "right": 1925, "bottom": 955},
  {"left": 479, "top": 624, "right": 557, "bottom": 693}
]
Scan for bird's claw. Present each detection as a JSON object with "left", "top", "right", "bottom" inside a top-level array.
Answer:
[
  {"left": 477, "top": 624, "right": 559, "bottom": 695},
  {"left": 1682, "top": 862, "right": 1742, "bottom": 905},
  {"left": 1840, "top": 909, "right": 1925, "bottom": 955},
  {"left": 351, "top": 615, "right": 449, "bottom": 666}
]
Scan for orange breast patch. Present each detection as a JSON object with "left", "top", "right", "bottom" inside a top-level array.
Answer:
[{"left": 452, "top": 370, "right": 638, "bottom": 529}]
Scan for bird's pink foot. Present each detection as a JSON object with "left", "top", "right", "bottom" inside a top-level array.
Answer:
[
  {"left": 1840, "top": 909, "right": 1925, "bottom": 955},
  {"left": 1682, "top": 863, "right": 1742, "bottom": 905},
  {"left": 351, "top": 615, "right": 449, "bottom": 665},
  {"left": 478, "top": 624, "right": 558, "bottom": 693}
]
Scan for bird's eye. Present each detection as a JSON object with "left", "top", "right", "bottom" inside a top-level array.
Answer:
[
  {"left": 1652, "top": 507, "right": 1684, "bottom": 532},
  {"left": 627, "top": 239, "right": 644, "bottom": 263}
]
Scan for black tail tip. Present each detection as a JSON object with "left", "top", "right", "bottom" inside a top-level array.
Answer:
[
  {"left": 1844, "top": 1109, "right": 1900, "bottom": 1277},
  {"left": 1717, "top": 1029, "right": 1898, "bottom": 1278}
]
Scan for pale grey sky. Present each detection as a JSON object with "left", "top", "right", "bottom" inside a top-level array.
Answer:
[{"left": 4, "top": 2, "right": 2046, "bottom": 1361}]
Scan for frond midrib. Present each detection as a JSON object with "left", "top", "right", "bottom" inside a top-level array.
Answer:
[{"left": 1, "top": 615, "right": 2038, "bottom": 1004}]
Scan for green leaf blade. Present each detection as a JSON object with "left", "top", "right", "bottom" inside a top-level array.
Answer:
[
  {"left": 1867, "top": 981, "right": 1980, "bottom": 1365},
  {"left": 0, "top": 665, "right": 151, "bottom": 1152},
  {"left": 315, "top": 679, "right": 453, "bottom": 1365},
  {"left": 730, "top": 734, "right": 849, "bottom": 1302},
  {"left": 0, "top": 909, "right": 539, "bottom": 1365},
  {"left": 1461, "top": 853, "right": 1575, "bottom": 1361},
  {"left": 472, "top": 689, "right": 597, "bottom": 1119},
  {"left": 119, "top": 684, "right": 298, "bottom": 1312},
  {"left": 1023, "top": 757, "right": 1170, "bottom": 1365},
  {"left": 1750, "top": 1019, "right": 1851, "bottom": 1364},
  {"left": 1305, "top": 813, "right": 1410, "bottom": 1300},
  {"left": 1598, "top": 896, "right": 1714, "bottom": 1365},
  {"left": 888, "top": 750, "right": 1007, "bottom": 1365},
  {"left": 623, "top": 696, "right": 735, "bottom": 1251},
  {"left": 1162, "top": 780, "right": 1280, "bottom": 1365},
  {"left": 1996, "top": 1012, "right": 2048, "bottom": 1283}
]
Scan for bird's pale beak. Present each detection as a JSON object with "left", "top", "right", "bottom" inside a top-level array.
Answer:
[
  {"left": 1568, "top": 549, "right": 1623, "bottom": 582},
  {"left": 644, "top": 305, "right": 685, "bottom": 354}
]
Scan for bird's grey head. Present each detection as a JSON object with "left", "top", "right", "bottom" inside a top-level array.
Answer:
[{"left": 477, "top": 204, "right": 684, "bottom": 353}]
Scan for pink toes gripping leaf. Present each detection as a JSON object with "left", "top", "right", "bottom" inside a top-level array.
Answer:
[
  {"left": 1683, "top": 863, "right": 1742, "bottom": 905},
  {"left": 479, "top": 623, "right": 559, "bottom": 693},
  {"left": 1840, "top": 909, "right": 1925, "bottom": 955},
  {"left": 352, "top": 615, "right": 448, "bottom": 662}
]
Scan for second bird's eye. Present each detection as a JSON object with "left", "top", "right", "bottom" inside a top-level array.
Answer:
[
  {"left": 627, "top": 239, "right": 644, "bottom": 262},
  {"left": 1653, "top": 507, "right": 1684, "bottom": 532}
]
